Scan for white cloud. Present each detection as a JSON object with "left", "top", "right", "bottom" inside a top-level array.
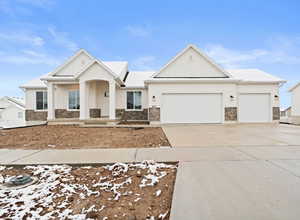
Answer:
[
  {"left": 204, "top": 37, "right": 300, "bottom": 68},
  {"left": 125, "top": 25, "right": 151, "bottom": 37},
  {"left": 16, "top": 0, "right": 54, "bottom": 8},
  {"left": 48, "top": 27, "right": 79, "bottom": 51},
  {"left": 0, "top": 0, "right": 54, "bottom": 16},
  {"left": 132, "top": 56, "right": 156, "bottom": 70},
  {"left": 0, "top": 32, "right": 44, "bottom": 46},
  {"left": 0, "top": 50, "right": 61, "bottom": 65}
]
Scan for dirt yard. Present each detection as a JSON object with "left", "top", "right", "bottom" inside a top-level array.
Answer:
[
  {"left": 0, "top": 161, "right": 177, "bottom": 219},
  {"left": 0, "top": 125, "right": 170, "bottom": 149}
]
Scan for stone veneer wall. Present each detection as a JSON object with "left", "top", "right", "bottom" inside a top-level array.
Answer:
[
  {"left": 55, "top": 109, "right": 79, "bottom": 118},
  {"left": 116, "top": 109, "right": 148, "bottom": 121},
  {"left": 273, "top": 107, "right": 280, "bottom": 120},
  {"left": 89, "top": 108, "right": 101, "bottom": 118},
  {"left": 25, "top": 110, "right": 47, "bottom": 121},
  {"left": 225, "top": 107, "right": 238, "bottom": 121},
  {"left": 149, "top": 107, "right": 160, "bottom": 121}
]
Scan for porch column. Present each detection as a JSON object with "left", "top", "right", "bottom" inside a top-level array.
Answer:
[
  {"left": 109, "top": 81, "right": 116, "bottom": 120},
  {"left": 47, "top": 82, "right": 55, "bottom": 120},
  {"left": 80, "top": 81, "right": 87, "bottom": 120}
]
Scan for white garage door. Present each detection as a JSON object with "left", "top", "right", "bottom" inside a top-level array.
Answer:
[
  {"left": 239, "top": 94, "right": 271, "bottom": 123},
  {"left": 161, "top": 93, "right": 223, "bottom": 124}
]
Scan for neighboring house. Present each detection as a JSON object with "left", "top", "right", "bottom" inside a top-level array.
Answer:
[
  {"left": 20, "top": 44, "right": 285, "bottom": 124},
  {"left": 281, "top": 107, "right": 291, "bottom": 117},
  {"left": 280, "top": 107, "right": 292, "bottom": 124},
  {"left": 0, "top": 96, "right": 25, "bottom": 128},
  {"left": 288, "top": 82, "right": 300, "bottom": 124}
]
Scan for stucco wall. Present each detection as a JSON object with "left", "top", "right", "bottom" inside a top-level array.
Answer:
[{"left": 291, "top": 86, "right": 300, "bottom": 116}]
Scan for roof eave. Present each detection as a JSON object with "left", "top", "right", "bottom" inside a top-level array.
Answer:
[
  {"left": 288, "top": 82, "right": 300, "bottom": 92},
  {"left": 145, "top": 78, "right": 241, "bottom": 84},
  {"left": 19, "top": 86, "right": 47, "bottom": 89},
  {"left": 238, "top": 80, "right": 287, "bottom": 85}
]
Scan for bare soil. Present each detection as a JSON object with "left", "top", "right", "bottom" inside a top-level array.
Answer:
[
  {"left": 0, "top": 162, "right": 177, "bottom": 219},
  {"left": 0, "top": 125, "right": 170, "bottom": 149}
]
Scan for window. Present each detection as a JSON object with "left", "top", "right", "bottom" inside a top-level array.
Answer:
[
  {"left": 36, "top": 91, "right": 48, "bottom": 110},
  {"left": 18, "top": 112, "right": 23, "bottom": 119},
  {"left": 69, "top": 90, "right": 80, "bottom": 110},
  {"left": 127, "top": 91, "right": 142, "bottom": 110}
]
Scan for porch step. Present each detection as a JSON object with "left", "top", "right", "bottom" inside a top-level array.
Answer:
[{"left": 83, "top": 119, "right": 120, "bottom": 125}]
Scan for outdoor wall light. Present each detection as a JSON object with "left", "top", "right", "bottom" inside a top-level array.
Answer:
[
  {"left": 152, "top": 95, "right": 156, "bottom": 102},
  {"left": 230, "top": 95, "right": 235, "bottom": 101},
  {"left": 274, "top": 95, "right": 279, "bottom": 99}
]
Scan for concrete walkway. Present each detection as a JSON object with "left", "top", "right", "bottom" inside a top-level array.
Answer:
[
  {"left": 170, "top": 146, "right": 300, "bottom": 220},
  {"left": 163, "top": 124, "right": 300, "bottom": 147}
]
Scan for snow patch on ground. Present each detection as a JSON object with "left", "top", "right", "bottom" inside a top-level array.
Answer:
[{"left": 0, "top": 161, "right": 176, "bottom": 219}]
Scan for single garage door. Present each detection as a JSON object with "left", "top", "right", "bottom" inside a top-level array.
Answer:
[
  {"left": 161, "top": 93, "right": 223, "bottom": 124},
  {"left": 239, "top": 93, "right": 271, "bottom": 123}
]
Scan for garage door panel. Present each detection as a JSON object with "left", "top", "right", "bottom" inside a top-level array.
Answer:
[
  {"left": 161, "top": 93, "right": 222, "bottom": 124},
  {"left": 239, "top": 94, "right": 270, "bottom": 123}
]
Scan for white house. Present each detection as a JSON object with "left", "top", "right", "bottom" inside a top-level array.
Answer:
[
  {"left": 288, "top": 82, "right": 300, "bottom": 124},
  {"left": 0, "top": 96, "right": 26, "bottom": 128},
  {"left": 20, "top": 44, "right": 285, "bottom": 125}
]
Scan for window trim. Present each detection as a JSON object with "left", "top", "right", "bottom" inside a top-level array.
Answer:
[
  {"left": 126, "top": 90, "right": 143, "bottom": 111},
  {"left": 35, "top": 90, "right": 48, "bottom": 111},
  {"left": 68, "top": 89, "right": 80, "bottom": 111}
]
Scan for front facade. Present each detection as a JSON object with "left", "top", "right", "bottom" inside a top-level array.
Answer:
[
  {"left": 21, "top": 45, "right": 285, "bottom": 124},
  {"left": 288, "top": 82, "right": 300, "bottom": 124},
  {"left": 0, "top": 96, "right": 25, "bottom": 128}
]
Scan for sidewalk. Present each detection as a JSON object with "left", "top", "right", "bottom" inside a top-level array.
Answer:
[
  {"left": 2, "top": 145, "right": 300, "bottom": 165},
  {"left": 0, "top": 146, "right": 257, "bottom": 165}
]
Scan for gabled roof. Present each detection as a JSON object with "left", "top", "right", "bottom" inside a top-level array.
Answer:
[
  {"left": 288, "top": 82, "right": 300, "bottom": 92},
  {"left": 152, "top": 44, "right": 232, "bottom": 78},
  {"left": 227, "top": 69, "right": 286, "bottom": 83},
  {"left": 49, "top": 49, "right": 94, "bottom": 77},
  {"left": 74, "top": 59, "right": 123, "bottom": 85},
  {"left": 0, "top": 96, "right": 25, "bottom": 110},
  {"left": 20, "top": 74, "right": 48, "bottom": 89}
]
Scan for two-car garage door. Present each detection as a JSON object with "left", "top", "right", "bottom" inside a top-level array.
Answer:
[{"left": 161, "top": 93, "right": 222, "bottom": 124}]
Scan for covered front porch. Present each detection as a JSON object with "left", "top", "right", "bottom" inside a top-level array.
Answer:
[{"left": 47, "top": 79, "right": 117, "bottom": 122}]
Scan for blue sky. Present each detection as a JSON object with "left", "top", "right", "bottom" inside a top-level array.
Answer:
[{"left": 0, "top": 0, "right": 299, "bottom": 108}]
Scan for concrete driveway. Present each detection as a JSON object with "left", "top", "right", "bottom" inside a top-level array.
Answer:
[{"left": 163, "top": 123, "right": 300, "bottom": 147}]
